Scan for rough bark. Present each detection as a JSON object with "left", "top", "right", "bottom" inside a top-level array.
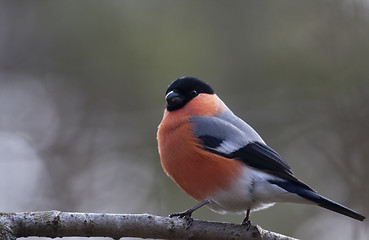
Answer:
[{"left": 0, "top": 211, "right": 298, "bottom": 240}]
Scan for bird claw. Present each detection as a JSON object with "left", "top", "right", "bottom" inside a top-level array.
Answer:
[
  {"left": 169, "top": 211, "right": 194, "bottom": 229},
  {"left": 241, "top": 220, "right": 252, "bottom": 230},
  {"left": 169, "top": 211, "right": 187, "bottom": 218},
  {"left": 168, "top": 200, "right": 210, "bottom": 229}
]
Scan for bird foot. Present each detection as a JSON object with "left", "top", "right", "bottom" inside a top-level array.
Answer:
[
  {"left": 169, "top": 211, "right": 194, "bottom": 229},
  {"left": 241, "top": 220, "right": 252, "bottom": 230},
  {"left": 169, "top": 200, "right": 210, "bottom": 229}
]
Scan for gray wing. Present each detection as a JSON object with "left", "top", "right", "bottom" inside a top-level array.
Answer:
[
  {"left": 190, "top": 108, "right": 310, "bottom": 187},
  {"left": 190, "top": 108, "right": 265, "bottom": 154}
]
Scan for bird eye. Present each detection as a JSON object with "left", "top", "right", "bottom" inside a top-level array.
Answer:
[{"left": 190, "top": 90, "right": 198, "bottom": 97}]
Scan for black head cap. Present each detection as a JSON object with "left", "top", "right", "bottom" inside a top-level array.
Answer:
[{"left": 165, "top": 77, "right": 214, "bottom": 111}]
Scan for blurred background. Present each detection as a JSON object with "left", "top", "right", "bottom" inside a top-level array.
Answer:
[{"left": 0, "top": 1, "right": 368, "bottom": 239}]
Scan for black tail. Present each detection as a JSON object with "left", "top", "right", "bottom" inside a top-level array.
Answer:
[
  {"left": 303, "top": 190, "right": 365, "bottom": 221},
  {"left": 269, "top": 180, "right": 366, "bottom": 221}
]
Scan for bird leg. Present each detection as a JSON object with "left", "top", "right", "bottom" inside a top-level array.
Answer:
[
  {"left": 169, "top": 200, "right": 210, "bottom": 229},
  {"left": 241, "top": 209, "right": 252, "bottom": 230}
]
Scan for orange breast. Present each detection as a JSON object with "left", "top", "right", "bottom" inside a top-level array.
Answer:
[{"left": 157, "top": 94, "right": 243, "bottom": 201}]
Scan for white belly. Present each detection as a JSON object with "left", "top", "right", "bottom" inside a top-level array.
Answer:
[{"left": 206, "top": 167, "right": 310, "bottom": 214}]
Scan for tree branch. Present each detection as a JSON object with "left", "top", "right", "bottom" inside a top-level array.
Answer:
[{"left": 0, "top": 211, "right": 298, "bottom": 240}]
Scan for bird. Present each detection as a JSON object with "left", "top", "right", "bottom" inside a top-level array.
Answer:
[{"left": 156, "top": 76, "right": 365, "bottom": 228}]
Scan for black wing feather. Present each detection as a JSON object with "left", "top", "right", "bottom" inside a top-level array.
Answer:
[
  {"left": 202, "top": 141, "right": 313, "bottom": 190},
  {"left": 234, "top": 142, "right": 292, "bottom": 175}
]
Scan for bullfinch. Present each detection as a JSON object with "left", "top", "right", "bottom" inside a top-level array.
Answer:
[{"left": 157, "top": 76, "right": 365, "bottom": 227}]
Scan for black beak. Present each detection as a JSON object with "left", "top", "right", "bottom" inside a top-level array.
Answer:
[{"left": 165, "top": 91, "right": 185, "bottom": 111}]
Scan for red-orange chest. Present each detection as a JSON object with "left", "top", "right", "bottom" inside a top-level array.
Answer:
[{"left": 158, "top": 119, "right": 242, "bottom": 201}]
